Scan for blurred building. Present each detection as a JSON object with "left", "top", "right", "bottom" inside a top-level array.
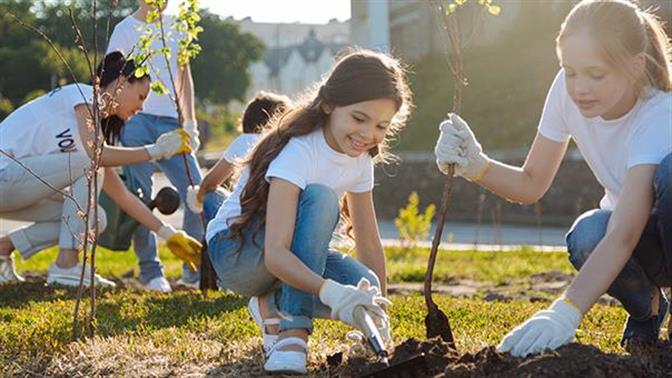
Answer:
[
  {"left": 351, "top": 0, "right": 571, "bottom": 62},
  {"left": 232, "top": 18, "right": 350, "bottom": 101}
]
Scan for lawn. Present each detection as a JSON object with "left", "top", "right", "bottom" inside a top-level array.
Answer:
[{"left": 1, "top": 245, "right": 630, "bottom": 377}]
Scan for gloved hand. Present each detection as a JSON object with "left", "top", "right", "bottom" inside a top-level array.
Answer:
[
  {"left": 183, "top": 120, "right": 201, "bottom": 152},
  {"left": 186, "top": 185, "right": 203, "bottom": 214},
  {"left": 434, "top": 113, "right": 490, "bottom": 181},
  {"left": 145, "top": 129, "right": 192, "bottom": 160},
  {"left": 358, "top": 278, "right": 392, "bottom": 345},
  {"left": 497, "top": 296, "right": 582, "bottom": 357},
  {"left": 157, "top": 224, "right": 202, "bottom": 272},
  {"left": 319, "top": 278, "right": 391, "bottom": 329}
]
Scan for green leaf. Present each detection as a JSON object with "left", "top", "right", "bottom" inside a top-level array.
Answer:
[
  {"left": 447, "top": 3, "right": 457, "bottom": 14},
  {"left": 488, "top": 4, "right": 501, "bottom": 15},
  {"left": 151, "top": 81, "right": 169, "bottom": 95},
  {"left": 134, "top": 66, "right": 148, "bottom": 78}
]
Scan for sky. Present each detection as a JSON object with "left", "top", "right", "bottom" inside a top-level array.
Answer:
[{"left": 166, "top": 0, "right": 351, "bottom": 24}]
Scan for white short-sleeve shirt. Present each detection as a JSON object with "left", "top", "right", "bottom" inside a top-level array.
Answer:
[
  {"left": 106, "top": 14, "right": 182, "bottom": 118},
  {"left": 538, "top": 70, "right": 672, "bottom": 209},
  {"left": 221, "top": 133, "right": 262, "bottom": 164},
  {"left": 206, "top": 128, "right": 374, "bottom": 241},
  {"left": 0, "top": 84, "right": 93, "bottom": 170}
]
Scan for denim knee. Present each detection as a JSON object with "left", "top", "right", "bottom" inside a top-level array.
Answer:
[
  {"left": 301, "top": 184, "right": 339, "bottom": 223},
  {"left": 566, "top": 209, "right": 611, "bottom": 270},
  {"left": 654, "top": 153, "right": 672, "bottom": 208}
]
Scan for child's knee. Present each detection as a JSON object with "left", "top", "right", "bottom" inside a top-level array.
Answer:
[
  {"left": 359, "top": 269, "right": 381, "bottom": 290},
  {"left": 566, "top": 209, "right": 610, "bottom": 269},
  {"left": 654, "top": 153, "right": 672, "bottom": 206},
  {"left": 96, "top": 205, "right": 107, "bottom": 235},
  {"left": 300, "top": 184, "right": 339, "bottom": 223}
]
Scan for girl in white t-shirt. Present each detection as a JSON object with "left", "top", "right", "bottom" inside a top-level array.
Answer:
[
  {"left": 206, "top": 50, "right": 413, "bottom": 374},
  {"left": 185, "top": 91, "right": 291, "bottom": 217},
  {"left": 435, "top": 0, "right": 672, "bottom": 357},
  {"left": 0, "top": 52, "right": 200, "bottom": 289}
]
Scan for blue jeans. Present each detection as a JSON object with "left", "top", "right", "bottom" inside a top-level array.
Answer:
[
  {"left": 208, "top": 184, "right": 380, "bottom": 334},
  {"left": 566, "top": 153, "right": 672, "bottom": 320},
  {"left": 121, "top": 113, "right": 223, "bottom": 284}
]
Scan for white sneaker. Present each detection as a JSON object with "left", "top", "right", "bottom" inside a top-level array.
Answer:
[
  {"left": 176, "top": 277, "right": 199, "bottom": 290},
  {"left": 144, "top": 276, "right": 172, "bottom": 293},
  {"left": 46, "top": 263, "right": 116, "bottom": 288},
  {"left": 0, "top": 254, "right": 24, "bottom": 284},
  {"left": 264, "top": 337, "right": 308, "bottom": 375}
]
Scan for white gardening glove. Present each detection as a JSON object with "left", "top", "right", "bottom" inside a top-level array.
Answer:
[
  {"left": 183, "top": 120, "right": 201, "bottom": 152},
  {"left": 319, "top": 278, "right": 391, "bottom": 329},
  {"left": 358, "top": 278, "right": 392, "bottom": 345},
  {"left": 186, "top": 185, "right": 203, "bottom": 214},
  {"left": 434, "top": 113, "right": 490, "bottom": 180},
  {"left": 497, "top": 297, "right": 582, "bottom": 357},
  {"left": 145, "top": 129, "right": 192, "bottom": 161}
]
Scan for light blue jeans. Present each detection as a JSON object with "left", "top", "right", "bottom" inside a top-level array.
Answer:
[
  {"left": 566, "top": 153, "right": 672, "bottom": 320},
  {"left": 208, "top": 184, "right": 380, "bottom": 334},
  {"left": 121, "top": 113, "right": 223, "bottom": 284}
]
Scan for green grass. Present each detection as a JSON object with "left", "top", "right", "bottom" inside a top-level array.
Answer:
[
  {"left": 4, "top": 245, "right": 623, "bottom": 376},
  {"left": 0, "top": 287, "right": 626, "bottom": 376},
  {"left": 385, "top": 246, "right": 573, "bottom": 284},
  {"left": 15, "top": 245, "right": 573, "bottom": 285}
]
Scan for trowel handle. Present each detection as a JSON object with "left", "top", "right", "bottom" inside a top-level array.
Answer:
[{"left": 353, "top": 306, "right": 387, "bottom": 357}]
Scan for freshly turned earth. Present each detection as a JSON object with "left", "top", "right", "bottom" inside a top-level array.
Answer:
[{"left": 331, "top": 337, "right": 672, "bottom": 377}]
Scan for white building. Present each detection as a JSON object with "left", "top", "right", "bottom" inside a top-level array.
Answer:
[
  {"left": 235, "top": 18, "right": 351, "bottom": 101},
  {"left": 236, "top": 17, "right": 349, "bottom": 47}
]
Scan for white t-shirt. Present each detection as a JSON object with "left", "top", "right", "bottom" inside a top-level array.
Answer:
[
  {"left": 0, "top": 84, "right": 93, "bottom": 170},
  {"left": 106, "top": 14, "right": 182, "bottom": 118},
  {"left": 538, "top": 70, "right": 672, "bottom": 210},
  {"left": 222, "top": 133, "right": 262, "bottom": 164},
  {"left": 206, "top": 128, "right": 374, "bottom": 242}
]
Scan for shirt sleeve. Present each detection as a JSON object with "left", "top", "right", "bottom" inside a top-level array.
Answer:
[
  {"left": 222, "top": 136, "right": 248, "bottom": 163},
  {"left": 106, "top": 24, "right": 131, "bottom": 55},
  {"left": 537, "top": 70, "right": 571, "bottom": 143},
  {"left": 265, "top": 139, "right": 311, "bottom": 189},
  {"left": 627, "top": 95, "right": 672, "bottom": 168},
  {"left": 349, "top": 158, "right": 374, "bottom": 193}
]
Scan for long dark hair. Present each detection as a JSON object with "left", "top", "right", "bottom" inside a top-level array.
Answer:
[
  {"left": 94, "top": 51, "right": 150, "bottom": 144},
  {"left": 229, "top": 49, "right": 413, "bottom": 246}
]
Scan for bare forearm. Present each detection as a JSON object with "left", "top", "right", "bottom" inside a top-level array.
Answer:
[
  {"left": 356, "top": 242, "right": 387, "bottom": 294},
  {"left": 477, "top": 160, "right": 547, "bottom": 205},
  {"left": 102, "top": 169, "right": 163, "bottom": 232},
  {"left": 100, "top": 145, "right": 150, "bottom": 166},
  {"left": 179, "top": 65, "right": 196, "bottom": 122},
  {"left": 565, "top": 235, "right": 634, "bottom": 314},
  {"left": 265, "top": 247, "right": 325, "bottom": 294},
  {"left": 114, "top": 191, "right": 163, "bottom": 232}
]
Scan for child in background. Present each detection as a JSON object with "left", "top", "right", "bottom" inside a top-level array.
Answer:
[{"left": 186, "top": 91, "right": 291, "bottom": 217}]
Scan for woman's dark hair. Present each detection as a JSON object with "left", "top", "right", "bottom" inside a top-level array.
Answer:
[
  {"left": 241, "top": 91, "right": 291, "bottom": 134},
  {"left": 228, "top": 49, "right": 413, "bottom": 247},
  {"left": 94, "top": 51, "right": 150, "bottom": 144}
]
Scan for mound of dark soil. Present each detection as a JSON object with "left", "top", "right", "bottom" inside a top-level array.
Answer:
[{"left": 332, "top": 338, "right": 672, "bottom": 378}]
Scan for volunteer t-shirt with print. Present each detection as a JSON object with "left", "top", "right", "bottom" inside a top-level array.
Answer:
[
  {"left": 0, "top": 84, "right": 93, "bottom": 171},
  {"left": 222, "top": 133, "right": 262, "bottom": 164},
  {"left": 206, "top": 128, "right": 374, "bottom": 242},
  {"left": 538, "top": 70, "right": 672, "bottom": 210},
  {"left": 106, "top": 14, "right": 182, "bottom": 118}
]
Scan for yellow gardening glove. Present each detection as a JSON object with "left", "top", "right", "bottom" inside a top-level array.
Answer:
[
  {"left": 145, "top": 129, "right": 193, "bottom": 160},
  {"left": 157, "top": 225, "right": 202, "bottom": 272}
]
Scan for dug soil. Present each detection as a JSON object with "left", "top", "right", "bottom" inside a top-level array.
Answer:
[{"left": 333, "top": 337, "right": 672, "bottom": 377}]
